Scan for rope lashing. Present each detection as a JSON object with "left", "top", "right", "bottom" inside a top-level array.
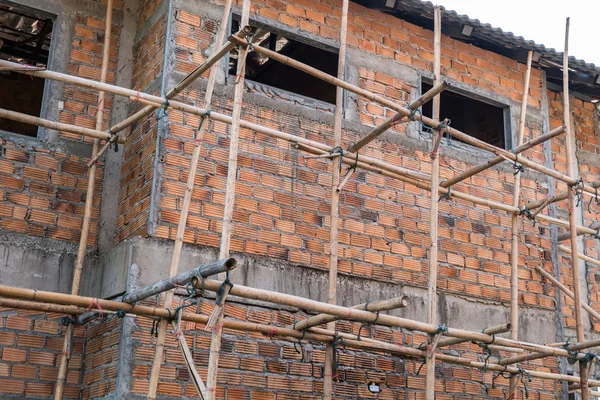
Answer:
[
  {"left": 87, "top": 298, "right": 104, "bottom": 320},
  {"left": 150, "top": 319, "right": 159, "bottom": 337},
  {"left": 61, "top": 316, "right": 73, "bottom": 326},
  {"left": 518, "top": 367, "right": 531, "bottom": 398},
  {"left": 510, "top": 150, "right": 525, "bottom": 176},
  {"left": 416, "top": 360, "right": 426, "bottom": 376},
  {"left": 588, "top": 186, "right": 600, "bottom": 213},
  {"left": 519, "top": 206, "right": 536, "bottom": 226},
  {"left": 571, "top": 178, "right": 584, "bottom": 207},
  {"left": 562, "top": 337, "right": 580, "bottom": 364},
  {"left": 215, "top": 271, "right": 234, "bottom": 306},
  {"left": 439, "top": 187, "right": 452, "bottom": 202},
  {"left": 490, "top": 367, "right": 511, "bottom": 389},
  {"left": 108, "top": 128, "right": 118, "bottom": 152},
  {"left": 594, "top": 227, "right": 600, "bottom": 240},
  {"left": 330, "top": 146, "right": 344, "bottom": 173},
  {"left": 115, "top": 309, "right": 126, "bottom": 319},
  {"left": 430, "top": 119, "right": 450, "bottom": 160},
  {"left": 357, "top": 301, "right": 380, "bottom": 341},
  {"left": 331, "top": 334, "right": 345, "bottom": 381},
  {"left": 436, "top": 324, "right": 449, "bottom": 335},
  {"left": 235, "top": 32, "right": 255, "bottom": 84},
  {"left": 155, "top": 90, "right": 170, "bottom": 121},
  {"left": 293, "top": 330, "right": 306, "bottom": 363},
  {"left": 195, "top": 109, "right": 211, "bottom": 144}
]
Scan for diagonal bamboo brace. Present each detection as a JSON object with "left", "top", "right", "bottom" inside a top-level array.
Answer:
[
  {"left": 347, "top": 81, "right": 449, "bottom": 153},
  {"left": 289, "top": 295, "right": 409, "bottom": 331},
  {"left": 418, "top": 323, "right": 511, "bottom": 349}
]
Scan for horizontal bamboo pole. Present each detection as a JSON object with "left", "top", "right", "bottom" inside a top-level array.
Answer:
[
  {"left": 2, "top": 281, "right": 598, "bottom": 358},
  {"left": 441, "top": 126, "right": 565, "bottom": 188},
  {"left": 424, "top": 323, "right": 511, "bottom": 349},
  {"left": 0, "top": 108, "right": 126, "bottom": 143},
  {"left": 3, "top": 58, "right": 594, "bottom": 237},
  {"left": 535, "top": 265, "right": 600, "bottom": 322},
  {"left": 2, "top": 288, "right": 600, "bottom": 387},
  {"left": 560, "top": 245, "right": 600, "bottom": 268},
  {"left": 347, "top": 82, "right": 449, "bottom": 153},
  {"left": 0, "top": 297, "right": 142, "bottom": 320},
  {"left": 289, "top": 295, "right": 410, "bottom": 331},
  {"left": 74, "top": 258, "right": 236, "bottom": 325},
  {"left": 123, "top": 258, "right": 236, "bottom": 304},
  {"left": 558, "top": 222, "right": 600, "bottom": 242}
]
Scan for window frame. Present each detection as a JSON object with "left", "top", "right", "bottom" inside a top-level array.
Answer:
[
  {"left": 0, "top": 1, "right": 56, "bottom": 141},
  {"left": 419, "top": 76, "right": 513, "bottom": 151},
  {"left": 227, "top": 13, "right": 341, "bottom": 112}
]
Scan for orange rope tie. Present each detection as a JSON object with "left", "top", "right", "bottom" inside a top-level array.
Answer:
[
  {"left": 264, "top": 327, "right": 277, "bottom": 339},
  {"left": 87, "top": 298, "right": 104, "bottom": 319}
]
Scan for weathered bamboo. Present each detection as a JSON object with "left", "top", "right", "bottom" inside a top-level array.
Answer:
[
  {"left": 508, "top": 49, "right": 533, "bottom": 398},
  {"left": 204, "top": 1, "right": 251, "bottom": 398},
  {"left": 324, "top": 1, "right": 349, "bottom": 397},
  {"left": 55, "top": 3, "right": 113, "bottom": 398},
  {"left": 172, "top": 316, "right": 208, "bottom": 399},
  {"left": 558, "top": 221, "right": 600, "bottom": 242},
  {"left": 559, "top": 245, "right": 600, "bottom": 268},
  {"left": 4, "top": 281, "right": 600, "bottom": 361},
  {"left": 441, "top": 126, "right": 565, "bottom": 189},
  {"left": 4, "top": 290, "right": 600, "bottom": 388},
  {"left": 290, "top": 296, "right": 409, "bottom": 331},
  {"left": 426, "top": 323, "right": 511, "bottom": 349},
  {"left": 73, "top": 258, "right": 236, "bottom": 325},
  {"left": 562, "top": 18, "right": 589, "bottom": 400},
  {"left": 88, "top": 27, "right": 250, "bottom": 166},
  {"left": 3, "top": 57, "right": 597, "bottom": 236},
  {"left": 0, "top": 108, "right": 125, "bottom": 143},
  {"left": 147, "top": 3, "right": 238, "bottom": 398},
  {"left": 425, "top": 8, "right": 443, "bottom": 400},
  {"left": 347, "top": 81, "right": 448, "bottom": 153}
]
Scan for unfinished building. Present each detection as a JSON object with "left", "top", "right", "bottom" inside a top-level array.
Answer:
[{"left": 0, "top": 0, "right": 599, "bottom": 398}]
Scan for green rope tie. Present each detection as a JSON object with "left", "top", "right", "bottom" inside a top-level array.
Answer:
[{"left": 215, "top": 271, "right": 234, "bottom": 306}]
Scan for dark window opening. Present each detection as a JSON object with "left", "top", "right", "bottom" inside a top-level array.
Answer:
[
  {"left": 421, "top": 82, "right": 508, "bottom": 149},
  {"left": 229, "top": 19, "right": 338, "bottom": 104},
  {"left": 0, "top": 3, "right": 53, "bottom": 138}
]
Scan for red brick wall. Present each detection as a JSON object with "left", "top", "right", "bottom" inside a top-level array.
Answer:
[{"left": 0, "top": 307, "right": 86, "bottom": 399}]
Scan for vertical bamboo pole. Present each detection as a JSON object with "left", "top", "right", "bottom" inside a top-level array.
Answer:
[
  {"left": 204, "top": 0, "right": 251, "bottom": 398},
  {"left": 508, "top": 50, "right": 533, "bottom": 398},
  {"left": 323, "top": 1, "right": 349, "bottom": 398},
  {"left": 54, "top": 1, "right": 113, "bottom": 398},
  {"left": 146, "top": 1, "right": 235, "bottom": 397},
  {"left": 424, "top": 7, "right": 442, "bottom": 400},
  {"left": 563, "top": 17, "right": 589, "bottom": 399}
]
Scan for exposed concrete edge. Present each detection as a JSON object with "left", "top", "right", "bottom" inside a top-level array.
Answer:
[{"left": 10, "top": 0, "right": 124, "bottom": 21}]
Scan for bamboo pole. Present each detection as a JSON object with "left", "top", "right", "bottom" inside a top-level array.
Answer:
[
  {"left": 87, "top": 28, "right": 250, "bottom": 166},
  {"left": 0, "top": 108, "right": 125, "bottom": 143},
  {"left": 4, "top": 281, "right": 600, "bottom": 362},
  {"left": 424, "top": 8, "right": 443, "bottom": 400},
  {"left": 558, "top": 221, "right": 600, "bottom": 242},
  {"left": 204, "top": 1, "right": 251, "bottom": 398},
  {"left": 146, "top": 2, "right": 237, "bottom": 397},
  {"left": 3, "top": 291, "right": 600, "bottom": 388},
  {"left": 424, "top": 323, "right": 511, "bottom": 349},
  {"left": 508, "top": 49, "right": 533, "bottom": 399},
  {"left": 323, "top": 1, "right": 349, "bottom": 397},
  {"left": 562, "top": 18, "right": 589, "bottom": 400},
  {"left": 559, "top": 245, "right": 600, "bottom": 268},
  {"left": 290, "top": 295, "right": 409, "bottom": 331},
  {"left": 441, "top": 126, "right": 565, "bottom": 189},
  {"left": 55, "top": 2, "right": 113, "bottom": 398},
  {"left": 2, "top": 59, "right": 596, "bottom": 235},
  {"left": 347, "top": 81, "right": 448, "bottom": 153},
  {"left": 73, "top": 258, "right": 236, "bottom": 325}
]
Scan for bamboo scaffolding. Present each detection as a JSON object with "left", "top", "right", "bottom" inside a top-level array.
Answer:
[
  {"left": 4, "top": 280, "right": 600, "bottom": 373},
  {"left": 347, "top": 81, "right": 448, "bottom": 153},
  {"left": 2, "top": 291, "right": 600, "bottom": 389},
  {"left": 0, "top": 108, "right": 125, "bottom": 143},
  {"left": 87, "top": 27, "right": 251, "bottom": 166},
  {"left": 290, "top": 295, "right": 409, "bottom": 331},
  {"left": 146, "top": 2, "right": 238, "bottom": 397},
  {"left": 73, "top": 258, "right": 236, "bottom": 325},
  {"left": 425, "top": 7, "right": 443, "bottom": 400},
  {"left": 559, "top": 245, "right": 600, "bottom": 268},
  {"left": 422, "top": 323, "right": 511, "bottom": 349},
  {"left": 562, "top": 18, "right": 589, "bottom": 399},
  {"left": 323, "top": 1, "right": 349, "bottom": 397},
  {"left": 55, "top": 2, "right": 113, "bottom": 398},
  {"left": 508, "top": 49, "right": 533, "bottom": 398},
  {"left": 559, "top": 221, "right": 600, "bottom": 242},
  {"left": 441, "top": 126, "right": 565, "bottom": 189},
  {"left": 205, "top": 1, "right": 251, "bottom": 398}
]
